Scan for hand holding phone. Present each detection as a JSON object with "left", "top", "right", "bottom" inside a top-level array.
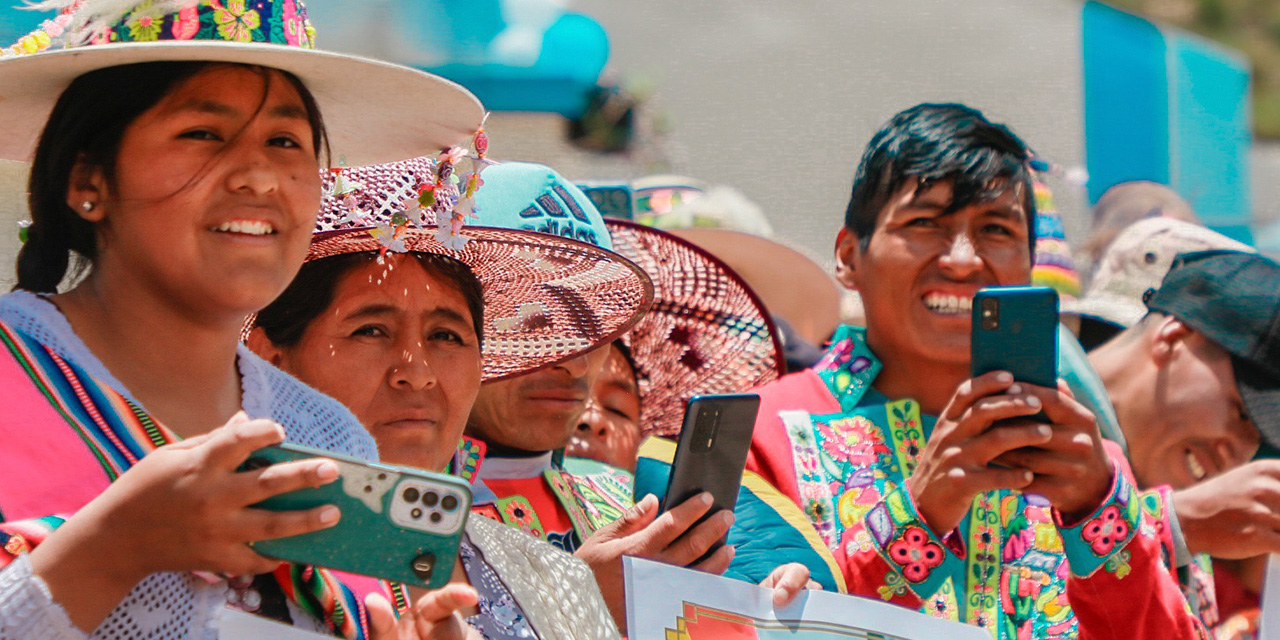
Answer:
[
  {"left": 240, "top": 443, "right": 471, "bottom": 589},
  {"left": 661, "top": 393, "right": 760, "bottom": 560}
]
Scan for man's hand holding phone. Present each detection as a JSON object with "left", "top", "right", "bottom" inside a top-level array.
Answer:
[{"left": 907, "top": 371, "right": 1049, "bottom": 534}]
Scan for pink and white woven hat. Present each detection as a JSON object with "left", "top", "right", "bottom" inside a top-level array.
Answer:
[
  {"left": 605, "top": 219, "right": 785, "bottom": 437},
  {"left": 306, "top": 156, "right": 654, "bottom": 382}
]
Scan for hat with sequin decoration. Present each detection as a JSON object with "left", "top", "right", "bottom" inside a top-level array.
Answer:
[
  {"left": 0, "top": 0, "right": 483, "bottom": 163},
  {"left": 603, "top": 218, "right": 785, "bottom": 437},
  {"left": 306, "top": 155, "right": 654, "bottom": 382}
]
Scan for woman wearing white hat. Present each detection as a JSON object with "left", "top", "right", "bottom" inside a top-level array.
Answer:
[{"left": 0, "top": 1, "right": 487, "bottom": 638}]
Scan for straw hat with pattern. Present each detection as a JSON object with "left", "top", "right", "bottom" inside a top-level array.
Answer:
[
  {"left": 0, "top": 0, "right": 484, "bottom": 163},
  {"left": 472, "top": 163, "right": 785, "bottom": 436},
  {"left": 605, "top": 219, "right": 786, "bottom": 437},
  {"left": 306, "top": 157, "right": 654, "bottom": 382}
]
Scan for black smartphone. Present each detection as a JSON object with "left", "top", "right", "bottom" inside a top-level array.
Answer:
[{"left": 661, "top": 393, "right": 761, "bottom": 561}]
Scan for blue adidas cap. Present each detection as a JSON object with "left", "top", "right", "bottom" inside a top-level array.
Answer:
[{"left": 474, "top": 162, "right": 613, "bottom": 251}]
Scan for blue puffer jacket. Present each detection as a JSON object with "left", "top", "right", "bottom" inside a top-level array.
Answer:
[{"left": 631, "top": 437, "right": 847, "bottom": 594}]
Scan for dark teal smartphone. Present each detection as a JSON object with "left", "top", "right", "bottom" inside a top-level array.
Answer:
[
  {"left": 239, "top": 443, "right": 471, "bottom": 589},
  {"left": 971, "top": 286, "right": 1059, "bottom": 390}
]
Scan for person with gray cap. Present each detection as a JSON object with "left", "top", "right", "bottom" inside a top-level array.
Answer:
[{"left": 1087, "top": 249, "right": 1280, "bottom": 568}]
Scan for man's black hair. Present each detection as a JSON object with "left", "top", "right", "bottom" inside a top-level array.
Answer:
[{"left": 844, "top": 103, "right": 1037, "bottom": 255}]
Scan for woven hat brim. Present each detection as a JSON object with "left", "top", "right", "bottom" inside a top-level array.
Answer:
[
  {"left": 606, "top": 219, "right": 785, "bottom": 437},
  {"left": 0, "top": 41, "right": 484, "bottom": 164},
  {"left": 667, "top": 227, "right": 842, "bottom": 345},
  {"left": 308, "top": 225, "right": 654, "bottom": 383}
]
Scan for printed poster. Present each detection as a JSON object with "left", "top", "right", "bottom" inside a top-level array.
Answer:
[
  {"left": 624, "top": 557, "right": 991, "bottom": 640},
  {"left": 1259, "top": 554, "right": 1280, "bottom": 640}
]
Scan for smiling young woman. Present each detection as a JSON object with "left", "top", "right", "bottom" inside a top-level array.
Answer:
[{"left": 0, "top": 1, "right": 485, "bottom": 638}]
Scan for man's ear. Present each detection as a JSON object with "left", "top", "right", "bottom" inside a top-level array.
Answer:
[
  {"left": 834, "top": 227, "right": 862, "bottom": 291},
  {"left": 66, "top": 154, "right": 108, "bottom": 223},
  {"left": 245, "top": 326, "right": 286, "bottom": 367},
  {"left": 1150, "top": 315, "right": 1194, "bottom": 367}
]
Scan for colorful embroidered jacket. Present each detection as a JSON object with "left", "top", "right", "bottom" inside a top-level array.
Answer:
[
  {"left": 470, "top": 453, "right": 635, "bottom": 552},
  {"left": 746, "top": 325, "right": 1210, "bottom": 640}
]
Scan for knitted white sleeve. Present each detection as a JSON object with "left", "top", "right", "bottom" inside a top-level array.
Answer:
[{"left": 0, "top": 554, "right": 85, "bottom": 640}]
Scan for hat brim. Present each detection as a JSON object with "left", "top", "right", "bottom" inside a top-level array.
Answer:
[
  {"left": 0, "top": 41, "right": 484, "bottom": 164},
  {"left": 607, "top": 220, "right": 785, "bottom": 437},
  {"left": 307, "top": 225, "right": 653, "bottom": 383},
  {"left": 1236, "top": 357, "right": 1280, "bottom": 455},
  {"left": 666, "top": 227, "right": 842, "bottom": 345},
  {"left": 1060, "top": 292, "right": 1146, "bottom": 329}
]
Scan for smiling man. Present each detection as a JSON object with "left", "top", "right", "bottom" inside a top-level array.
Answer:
[{"left": 746, "top": 103, "right": 1211, "bottom": 638}]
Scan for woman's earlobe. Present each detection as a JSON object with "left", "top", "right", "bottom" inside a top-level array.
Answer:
[
  {"left": 244, "top": 327, "right": 285, "bottom": 366},
  {"left": 65, "top": 156, "right": 107, "bottom": 222}
]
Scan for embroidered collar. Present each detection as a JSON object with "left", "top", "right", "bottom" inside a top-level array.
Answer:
[{"left": 813, "top": 325, "right": 883, "bottom": 414}]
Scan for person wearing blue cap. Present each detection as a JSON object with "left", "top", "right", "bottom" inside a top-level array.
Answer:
[{"left": 462, "top": 162, "right": 815, "bottom": 633}]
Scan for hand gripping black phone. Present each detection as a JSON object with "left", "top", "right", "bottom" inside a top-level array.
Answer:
[
  {"left": 660, "top": 393, "right": 761, "bottom": 562},
  {"left": 971, "top": 286, "right": 1059, "bottom": 423}
]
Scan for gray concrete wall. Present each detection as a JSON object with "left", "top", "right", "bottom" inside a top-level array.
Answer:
[{"left": 501, "top": 0, "right": 1091, "bottom": 267}]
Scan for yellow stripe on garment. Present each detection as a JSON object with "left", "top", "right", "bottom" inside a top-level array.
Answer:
[{"left": 635, "top": 436, "right": 848, "bottom": 594}]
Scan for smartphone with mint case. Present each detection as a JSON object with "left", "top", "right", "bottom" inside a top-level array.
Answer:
[{"left": 240, "top": 443, "right": 471, "bottom": 589}]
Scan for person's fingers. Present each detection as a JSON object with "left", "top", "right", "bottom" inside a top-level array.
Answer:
[
  {"left": 236, "top": 457, "right": 340, "bottom": 504},
  {"left": 947, "top": 465, "right": 1035, "bottom": 496},
  {"left": 203, "top": 418, "right": 287, "bottom": 470},
  {"left": 768, "top": 563, "right": 812, "bottom": 607},
  {"left": 689, "top": 543, "right": 735, "bottom": 575},
  {"left": 940, "top": 372, "right": 1015, "bottom": 423},
  {"left": 1019, "top": 385, "right": 1097, "bottom": 433},
  {"left": 964, "top": 422, "right": 1053, "bottom": 465},
  {"left": 238, "top": 504, "right": 341, "bottom": 542},
  {"left": 411, "top": 585, "right": 479, "bottom": 640},
  {"left": 365, "top": 592, "right": 401, "bottom": 640},
  {"left": 594, "top": 493, "right": 660, "bottom": 542},
  {"left": 209, "top": 543, "right": 284, "bottom": 576},
  {"left": 658, "top": 508, "right": 733, "bottom": 566},
  {"left": 949, "top": 388, "right": 1043, "bottom": 437},
  {"left": 631, "top": 492, "right": 716, "bottom": 552}
]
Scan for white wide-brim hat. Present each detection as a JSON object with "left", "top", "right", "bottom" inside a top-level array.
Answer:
[{"left": 0, "top": 1, "right": 484, "bottom": 164}]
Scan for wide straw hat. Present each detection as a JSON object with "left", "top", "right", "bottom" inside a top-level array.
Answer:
[
  {"left": 0, "top": 0, "right": 484, "bottom": 163},
  {"left": 605, "top": 219, "right": 785, "bottom": 437},
  {"left": 306, "top": 156, "right": 653, "bottom": 382},
  {"left": 666, "top": 227, "right": 842, "bottom": 346}
]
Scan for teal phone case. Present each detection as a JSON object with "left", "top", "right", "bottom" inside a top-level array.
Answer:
[
  {"left": 240, "top": 443, "right": 471, "bottom": 589},
  {"left": 971, "top": 286, "right": 1059, "bottom": 389}
]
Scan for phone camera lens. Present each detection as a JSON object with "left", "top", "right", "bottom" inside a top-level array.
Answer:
[
  {"left": 422, "top": 491, "right": 439, "bottom": 507},
  {"left": 402, "top": 487, "right": 420, "bottom": 503},
  {"left": 430, "top": 512, "right": 442, "bottom": 524},
  {"left": 441, "top": 494, "right": 459, "bottom": 511},
  {"left": 410, "top": 507, "right": 423, "bottom": 519}
]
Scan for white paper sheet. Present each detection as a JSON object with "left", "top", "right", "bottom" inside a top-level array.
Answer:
[
  {"left": 219, "top": 608, "right": 333, "bottom": 640},
  {"left": 1259, "top": 554, "right": 1280, "bottom": 640},
  {"left": 624, "top": 557, "right": 991, "bottom": 640}
]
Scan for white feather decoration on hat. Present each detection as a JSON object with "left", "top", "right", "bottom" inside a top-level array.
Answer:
[{"left": 24, "top": 0, "right": 200, "bottom": 45}]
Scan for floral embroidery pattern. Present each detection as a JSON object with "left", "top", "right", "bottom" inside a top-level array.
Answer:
[
  {"left": 171, "top": 6, "right": 200, "bottom": 40},
  {"left": 1081, "top": 505, "right": 1130, "bottom": 556},
  {"left": 498, "top": 497, "right": 543, "bottom": 538},
  {"left": 888, "top": 526, "right": 944, "bottom": 583},
  {"left": 126, "top": 2, "right": 165, "bottom": 41},
  {"left": 213, "top": 0, "right": 261, "bottom": 42}
]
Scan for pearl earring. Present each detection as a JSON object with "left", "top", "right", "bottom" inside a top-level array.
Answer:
[{"left": 81, "top": 201, "right": 94, "bottom": 212}]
